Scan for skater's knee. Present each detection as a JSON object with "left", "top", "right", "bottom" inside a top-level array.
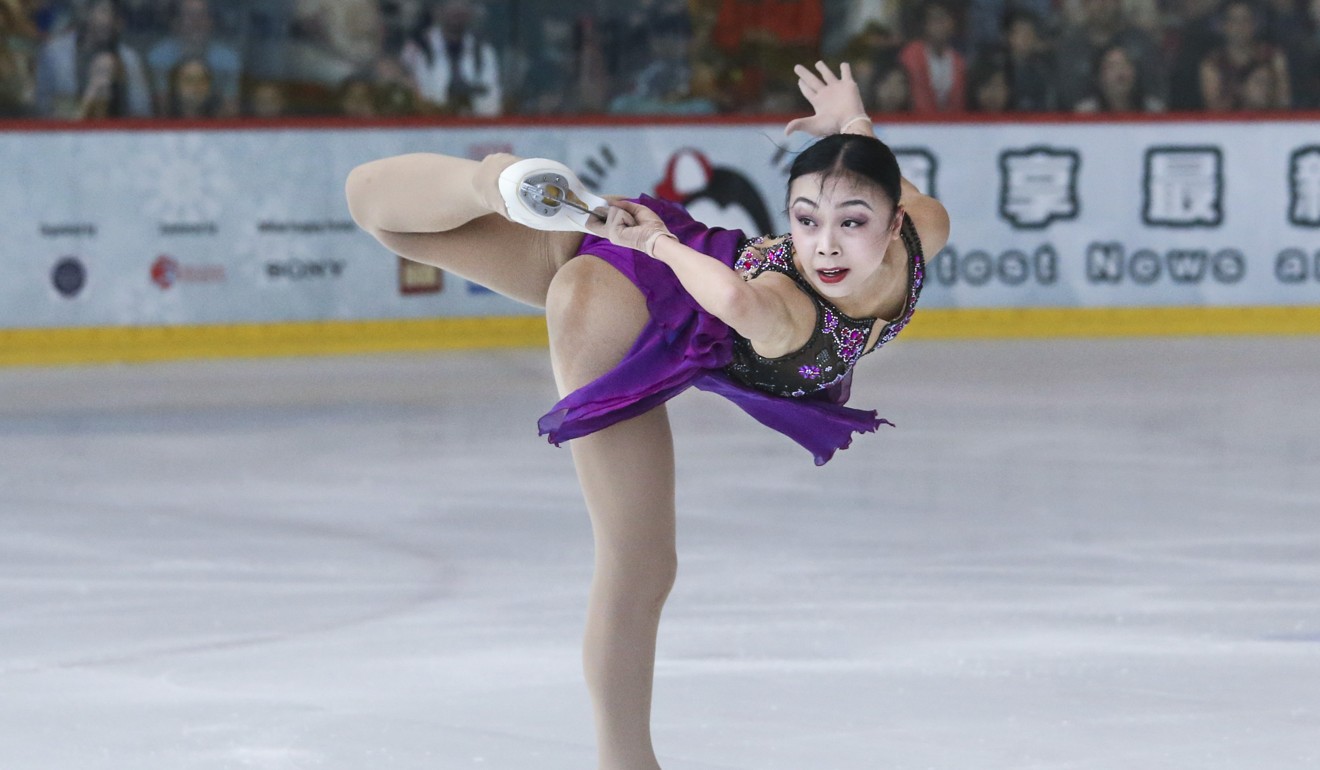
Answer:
[
  {"left": 547, "top": 258, "right": 645, "bottom": 337},
  {"left": 545, "top": 257, "right": 602, "bottom": 339},
  {"left": 598, "top": 550, "right": 678, "bottom": 614},
  {"left": 546, "top": 257, "right": 647, "bottom": 390}
]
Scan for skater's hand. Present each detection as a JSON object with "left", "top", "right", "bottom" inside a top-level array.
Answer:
[
  {"left": 783, "top": 61, "right": 870, "bottom": 138},
  {"left": 592, "top": 200, "right": 677, "bottom": 258}
]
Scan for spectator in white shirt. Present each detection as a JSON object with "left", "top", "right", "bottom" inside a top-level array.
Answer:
[{"left": 401, "top": 0, "right": 501, "bottom": 116}]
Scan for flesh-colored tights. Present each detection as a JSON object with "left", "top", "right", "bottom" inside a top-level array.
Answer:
[{"left": 346, "top": 153, "right": 674, "bottom": 770}]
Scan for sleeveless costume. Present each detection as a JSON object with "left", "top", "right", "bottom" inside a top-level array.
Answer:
[{"left": 537, "top": 195, "right": 925, "bottom": 465}]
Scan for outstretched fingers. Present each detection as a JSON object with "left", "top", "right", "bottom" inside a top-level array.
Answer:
[
  {"left": 794, "top": 63, "right": 823, "bottom": 94},
  {"left": 796, "top": 77, "right": 817, "bottom": 102},
  {"left": 797, "top": 61, "right": 854, "bottom": 94}
]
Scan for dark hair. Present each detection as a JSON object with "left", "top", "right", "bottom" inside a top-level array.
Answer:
[
  {"left": 77, "top": 0, "right": 124, "bottom": 50},
  {"left": 1090, "top": 42, "right": 1146, "bottom": 111},
  {"left": 869, "top": 58, "right": 912, "bottom": 112},
  {"left": 787, "top": 133, "right": 902, "bottom": 213}
]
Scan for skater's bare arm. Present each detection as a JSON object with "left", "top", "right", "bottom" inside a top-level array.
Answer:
[
  {"left": 650, "top": 236, "right": 813, "bottom": 351},
  {"left": 592, "top": 200, "right": 811, "bottom": 351}
]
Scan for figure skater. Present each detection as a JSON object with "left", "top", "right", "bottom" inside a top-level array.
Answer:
[{"left": 345, "top": 61, "right": 949, "bottom": 770}]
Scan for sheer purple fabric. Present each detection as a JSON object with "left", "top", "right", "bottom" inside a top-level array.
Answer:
[{"left": 537, "top": 196, "right": 890, "bottom": 465}]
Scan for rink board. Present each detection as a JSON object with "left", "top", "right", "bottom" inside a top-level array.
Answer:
[{"left": 1, "top": 118, "right": 1318, "bottom": 364}]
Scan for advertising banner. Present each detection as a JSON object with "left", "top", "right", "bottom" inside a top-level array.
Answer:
[{"left": 3, "top": 120, "right": 1318, "bottom": 332}]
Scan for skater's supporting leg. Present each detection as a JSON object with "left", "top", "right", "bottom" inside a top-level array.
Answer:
[
  {"left": 547, "top": 256, "right": 675, "bottom": 770},
  {"left": 345, "top": 153, "right": 583, "bottom": 308}
]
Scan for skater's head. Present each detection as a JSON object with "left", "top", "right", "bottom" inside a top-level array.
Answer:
[
  {"left": 788, "top": 133, "right": 901, "bottom": 216},
  {"left": 785, "top": 134, "right": 907, "bottom": 306}
]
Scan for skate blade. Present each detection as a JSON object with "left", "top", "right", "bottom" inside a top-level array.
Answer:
[{"left": 519, "top": 181, "right": 606, "bottom": 222}]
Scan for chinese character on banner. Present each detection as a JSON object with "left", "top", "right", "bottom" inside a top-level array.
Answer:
[
  {"left": 893, "top": 148, "right": 937, "bottom": 198},
  {"left": 1143, "top": 147, "right": 1223, "bottom": 227},
  {"left": 1289, "top": 146, "right": 1320, "bottom": 227},
  {"left": 998, "top": 148, "right": 1080, "bottom": 229}
]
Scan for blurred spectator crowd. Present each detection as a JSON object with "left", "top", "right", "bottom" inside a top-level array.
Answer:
[{"left": 2, "top": 0, "right": 1319, "bottom": 121}]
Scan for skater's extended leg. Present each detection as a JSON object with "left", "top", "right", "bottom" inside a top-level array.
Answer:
[
  {"left": 546, "top": 256, "right": 675, "bottom": 770},
  {"left": 345, "top": 153, "right": 582, "bottom": 308}
]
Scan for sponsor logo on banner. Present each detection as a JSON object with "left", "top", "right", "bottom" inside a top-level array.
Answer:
[
  {"left": 265, "top": 259, "right": 347, "bottom": 280},
  {"left": 399, "top": 257, "right": 443, "bottom": 295},
  {"left": 1143, "top": 147, "right": 1223, "bottom": 228},
  {"left": 257, "top": 220, "right": 356, "bottom": 235},
  {"left": 51, "top": 256, "right": 87, "bottom": 298},
  {"left": 151, "top": 254, "right": 226, "bottom": 289},
  {"left": 653, "top": 147, "right": 774, "bottom": 235},
  {"left": 159, "top": 222, "right": 219, "bottom": 236},
  {"left": 40, "top": 223, "right": 97, "bottom": 238},
  {"left": 581, "top": 145, "right": 617, "bottom": 187}
]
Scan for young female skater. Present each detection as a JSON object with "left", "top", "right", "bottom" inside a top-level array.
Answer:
[{"left": 345, "top": 61, "right": 949, "bottom": 770}]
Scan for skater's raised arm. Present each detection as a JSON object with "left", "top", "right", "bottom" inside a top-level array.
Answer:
[{"left": 786, "top": 62, "right": 950, "bottom": 256}]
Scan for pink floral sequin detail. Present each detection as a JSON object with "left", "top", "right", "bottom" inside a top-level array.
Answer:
[{"left": 734, "top": 235, "right": 792, "bottom": 278}]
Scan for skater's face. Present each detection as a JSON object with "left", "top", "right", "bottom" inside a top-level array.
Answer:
[{"left": 787, "top": 172, "right": 904, "bottom": 307}]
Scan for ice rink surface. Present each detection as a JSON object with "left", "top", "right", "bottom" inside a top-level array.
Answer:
[{"left": 1, "top": 337, "right": 1318, "bottom": 769}]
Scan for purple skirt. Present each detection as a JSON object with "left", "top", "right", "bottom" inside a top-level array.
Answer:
[{"left": 536, "top": 196, "right": 890, "bottom": 465}]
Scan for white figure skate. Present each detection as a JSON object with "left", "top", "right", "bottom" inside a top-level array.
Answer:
[{"left": 498, "top": 158, "right": 608, "bottom": 233}]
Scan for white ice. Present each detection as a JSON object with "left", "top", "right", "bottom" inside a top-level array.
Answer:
[{"left": 1, "top": 338, "right": 1318, "bottom": 769}]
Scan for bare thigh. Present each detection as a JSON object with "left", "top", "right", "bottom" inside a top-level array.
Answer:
[{"left": 373, "top": 216, "right": 585, "bottom": 309}]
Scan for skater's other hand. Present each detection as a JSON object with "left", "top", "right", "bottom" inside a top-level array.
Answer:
[
  {"left": 784, "top": 61, "right": 869, "bottom": 137},
  {"left": 593, "top": 200, "right": 675, "bottom": 257}
]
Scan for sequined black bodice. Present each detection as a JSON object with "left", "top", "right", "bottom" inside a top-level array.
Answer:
[{"left": 722, "top": 218, "right": 925, "bottom": 398}]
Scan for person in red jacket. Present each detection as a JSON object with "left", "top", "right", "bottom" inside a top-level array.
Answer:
[
  {"left": 708, "top": 0, "right": 824, "bottom": 108},
  {"left": 898, "top": 0, "right": 967, "bottom": 114}
]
